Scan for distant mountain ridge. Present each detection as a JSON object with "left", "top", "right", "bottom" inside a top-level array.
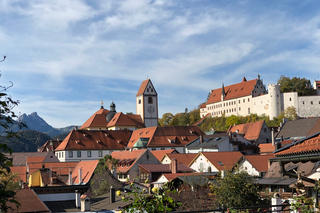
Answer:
[{"left": 17, "top": 112, "right": 76, "bottom": 137}]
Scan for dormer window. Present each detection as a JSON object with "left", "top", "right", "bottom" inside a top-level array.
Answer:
[{"left": 167, "top": 138, "right": 175, "bottom": 143}]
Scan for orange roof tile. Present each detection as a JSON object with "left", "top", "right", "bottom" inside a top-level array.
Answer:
[
  {"left": 192, "top": 152, "right": 243, "bottom": 171},
  {"left": 55, "top": 129, "right": 132, "bottom": 151},
  {"left": 107, "top": 112, "right": 145, "bottom": 128},
  {"left": 207, "top": 79, "right": 257, "bottom": 104},
  {"left": 228, "top": 120, "right": 265, "bottom": 141},
  {"left": 127, "top": 126, "right": 204, "bottom": 148},
  {"left": 71, "top": 160, "right": 99, "bottom": 184},
  {"left": 111, "top": 149, "right": 147, "bottom": 173},
  {"left": 80, "top": 107, "right": 110, "bottom": 129},
  {"left": 136, "top": 79, "right": 150, "bottom": 96},
  {"left": 151, "top": 149, "right": 178, "bottom": 161},
  {"left": 275, "top": 133, "right": 320, "bottom": 157},
  {"left": 162, "top": 153, "right": 198, "bottom": 166},
  {"left": 258, "top": 143, "right": 275, "bottom": 154},
  {"left": 192, "top": 113, "right": 210, "bottom": 126},
  {"left": 27, "top": 157, "right": 45, "bottom": 164},
  {"left": 243, "top": 154, "right": 274, "bottom": 172},
  {"left": 28, "top": 162, "right": 78, "bottom": 176},
  {"left": 11, "top": 166, "right": 27, "bottom": 183}
]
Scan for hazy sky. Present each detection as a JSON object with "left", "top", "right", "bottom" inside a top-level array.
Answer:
[{"left": 1, "top": 0, "right": 320, "bottom": 128}]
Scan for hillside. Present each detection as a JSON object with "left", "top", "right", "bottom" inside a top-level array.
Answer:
[{"left": 0, "top": 130, "right": 51, "bottom": 152}]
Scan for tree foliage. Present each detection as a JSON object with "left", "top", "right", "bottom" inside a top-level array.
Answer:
[
  {"left": 277, "top": 75, "right": 316, "bottom": 96},
  {"left": 211, "top": 171, "right": 263, "bottom": 208},
  {"left": 158, "top": 109, "right": 200, "bottom": 127}
]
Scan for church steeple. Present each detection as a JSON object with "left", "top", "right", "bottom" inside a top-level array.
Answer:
[{"left": 221, "top": 83, "right": 225, "bottom": 101}]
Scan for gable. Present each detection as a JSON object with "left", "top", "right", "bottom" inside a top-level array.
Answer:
[{"left": 136, "top": 79, "right": 157, "bottom": 96}]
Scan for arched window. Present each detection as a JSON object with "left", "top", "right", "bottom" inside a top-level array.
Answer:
[{"left": 148, "top": 97, "right": 153, "bottom": 104}]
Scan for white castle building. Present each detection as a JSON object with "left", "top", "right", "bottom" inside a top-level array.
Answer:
[{"left": 200, "top": 76, "right": 320, "bottom": 119}]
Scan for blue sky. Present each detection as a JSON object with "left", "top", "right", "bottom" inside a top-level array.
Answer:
[{"left": 1, "top": 0, "right": 320, "bottom": 128}]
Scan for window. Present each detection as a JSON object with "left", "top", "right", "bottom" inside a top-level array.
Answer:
[
  {"left": 289, "top": 98, "right": 292, "bottom": 101},
  {"left": 62, "top": 152, "right": 63, "bottom": 158},
  {"left": 302, "top": 101, "right": 305, "bottom": 104},
  {"left": 148, "top": 97, "right": 153, "bottom": 104},
  {"left": 311, "top": 101, "right": 313, "bottom": 105},
  {"left": 87, "top": 151, "right": 92, "bottom": 157},
  {"left": 248, "top": 98, "right": 250, "bottom": 102},
  {"left": 77, "top": 151, "right": 81, "bottom": 158},
  {"left": 161, "top": 148, "right": 165, "bottom": 150},
  {"left": 151, "top": 89, "right": 153, "bottom": 92},
  {"left": 243, "top": 99, "right": 245, "bottom": 103},
  {"left": 248, "top": 108, "right": 250, "bottom": 114},
  {"left": 151, "top": 148, "right": 156, "bottom": 151},
  {"left": 138, "top": 99, "right": 141, "bottom": 104},
  {"left": 239, "top": 100, "right": 240, "bottom": 104},
  {"left": 98, "top": 150, "right": 103, "bottom": 157},
  {"left": 239, "top": 107, "right": 241, "bottom": 111}
]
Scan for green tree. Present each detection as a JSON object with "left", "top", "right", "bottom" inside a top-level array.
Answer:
[
  {"left": 159, "top": 113, "right": 174, "bottom": 126},
  {"left": 277, "top": 75, "right": 316, "bottom": 96},
  {"left": 211, "top": 170, "right": 263, "bottom": 208},
  {"left": 225, "top": 115, "right": 242, "bottom": 129},
  {"left": 283, "top": 106, "right": 297, "bottom": 121}
]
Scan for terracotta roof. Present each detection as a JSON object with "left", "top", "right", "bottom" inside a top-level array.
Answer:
[
  {"left": 10, "top": 152, "right": 48, "bottom": 166},
  {"left": 151, "top": 149, "right": 178, "bottom": 161},
  {"left": 127, "top": 126, "right": 204, "bottom": 148},
  {"left": 7, "top": 188, "right": 50, "bottom": 213},
  {"left": 80, "top": 107, "right": 110, "bottom": 129},
  {"left": 162, "top": 153, "right": 197, "bottom": 166},
  {"left": 191, "top": 152, "right": 243, "bottom": 171},
  {"left": 111, "top": 149, "right": 147, "bottom": 173},
  {"left": 139, "top": 163, "right": 194, "bottom": 173},
  {"left": 192, "top": 113, "right": 210, "bottom": 127},
  {"left": 243, "top": 154, "right": 274, "bottom": 172},
  {"left": 28, "top": 162, "right": 78, "bottom": 176},
  {"left": 55, "top": 129, "right": 132, "bottom": 151},
  {"left": 136, "top": 79, "right": 150, "bottom": 96},
  {"left": 199, "top": 103, "right": 206, "bottom": 109},
  {"left": 107, "top": 112, "right": 145, "bottom": 128},
  {"left": 27, "top": 157, "right": 45, "bottom": 164},
  {"left": 275, "top": 118, "right": 320, "bottom": 139},
  {"left": 38, "top": 139, "right": 62, "bottom": 152},
  {"left": 71, "top": 160, "right": 99, "bottom": 185},
  {"left": 11, "top": 166, "right": 27, "bottom": 183},
  {"left": 275, "top": 132, "right": 320, "bottom": 157},
  {"left": 228, "top": 120, "right": 265, "bottom": 141},
  {"left": 258, "top": 143, "right": 275, "bottom": 154},
  {"left": 207, "top": 78, "right": 257, "bottom": 104}
]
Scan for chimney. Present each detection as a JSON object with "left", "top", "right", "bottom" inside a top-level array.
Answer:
[
  {"left": 79, "top": 167, "right": 82, "bottom": 184},
  {"left": 271, "top": 128, "right": 275, "bottom": 146},
  {"left": 171, "top": 159, "right": 177, "bottom": 174},
  {"left": 75, "top": 190, "right": 80, "bottom": 208},
  {"left": 200, "top": 135, "right": 203, "bottom": 143},
  {"left": 68, "top": 168, "right": 72, "bottom": 185}
]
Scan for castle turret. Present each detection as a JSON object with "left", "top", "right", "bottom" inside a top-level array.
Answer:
[{"left": 268, "top": 84, "right": 281, "bottom": 119}]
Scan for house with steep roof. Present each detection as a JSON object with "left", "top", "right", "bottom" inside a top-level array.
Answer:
[
  {"left": 201, "top": 75, "right": 320, "bottom": 120},
  {"left": 69, "top": 160, "right": 99, "bottom": 185},
  {"left": 38, "top": 139, "right": 62, "bottom": 152},
  {"left": 228, "top": 120, "right": 272, "bottom": 144},
  {"left": 189, "top": 151, "right": 243, "bottom": 173},
  {"left": 127, "top": 126, "right": 204, "bottom": 153},
  {"left": 107, "top": 112, "right": 145, "bottom": 130},
  {"left": 55, "top": 129, "right": 132, "bottom": 162},
  {"left": 150, "top": 149, "right": 178, "bottom": 161},
  {"left": 275, "top": 117, "right": 320, "bottom": 141},
  {"left": 111, "top": 149, "right": 160, "bottom": 182},
  {"left": 235, "top": 154, "right": 274, "bottom": 177},
  {"left": 139, "top": 159, "right": 194, "bottom": 183},
  {"left": 80, "top": 105, "right": 110, "bottom": 130},
  {"left": 161, "top": 153, "right": 197, "bottom": 166},
  {"left": 185, "top": 132, "right": 256, "bottom": 154}
]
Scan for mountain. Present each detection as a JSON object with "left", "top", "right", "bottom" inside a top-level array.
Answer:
[
  {"left": 17, "top": 112, "right": 76, "bottom": 137},
  {"left": 0, "top": 130, "right": 52, "bottom": 152}
]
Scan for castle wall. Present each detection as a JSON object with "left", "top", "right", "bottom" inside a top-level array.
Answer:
[{"left": 296, "top": 96, "right": 320, "bottom": 118}]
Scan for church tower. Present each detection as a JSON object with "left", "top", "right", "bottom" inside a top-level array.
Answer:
[{"left": 136, "top": 79, "right": 158, "bottom": 127}]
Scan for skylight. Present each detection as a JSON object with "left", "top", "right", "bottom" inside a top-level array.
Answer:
[{"left": 218, "top": 161, "right": 224, "bottom": 166}]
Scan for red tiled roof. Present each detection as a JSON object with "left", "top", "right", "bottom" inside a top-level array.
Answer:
[
  {"left": 55, "top": 129, "right": 132, "bottom": 151},
  {"left": 80, "top": 107, "right": 110, "bottom": 129},
  {"left": 28, "top": 162, "right": 78, "bottom": 176},
  {"left": 207, "top": 79, "right": 257, "bottom": 104},
  {"left": 162, "top": 153, "right": 198, "bottom": 166},
  {"left": 228, "top": 120, "right": 265, "bottom": 141},
  {"left": 127, "top": 126, "right": 204, "bottom": 148},
  {"left": 111, "top": 149, "right": 147, "bottom": 173},
  {"left": 136, "top": 79, "right": 150, "bottom": 96},
  {"left": 191, "top": 152, "right": 243, "bottom": 171},
  {"left": 139, "top": 163, "right": 194, "bottom": 173},
  {"left": 7, "top": 189, "right": 50, "bottom": 213},
  {"left": 71, "top": 160, "right": 99, "bottom": 184},
  {"left": 275, "top": 133, "right": 320, "bottom": 157},
  {"left": 192, "top": 113, "right": 210, "bottom": 126},
  {"left": 243, "top": 154, "right": 274, "bottom": 172},
  {"left": 38, "top": 139, "right": 62, "bottom": 152},
  {"left": 27, "top": 157, "right": 45, "bottom": 164},
  {"left": 151, "top": 149, "right": 178, "bottom": 161},
  {"left": 258, "top": 143, "right": 275, "bottom": 154},
  {"left": 11, "top": 166, "right": 27, "bottom": 183},
  {"left": 107, "top": 112, "right": 145, "bottom": 128}
]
